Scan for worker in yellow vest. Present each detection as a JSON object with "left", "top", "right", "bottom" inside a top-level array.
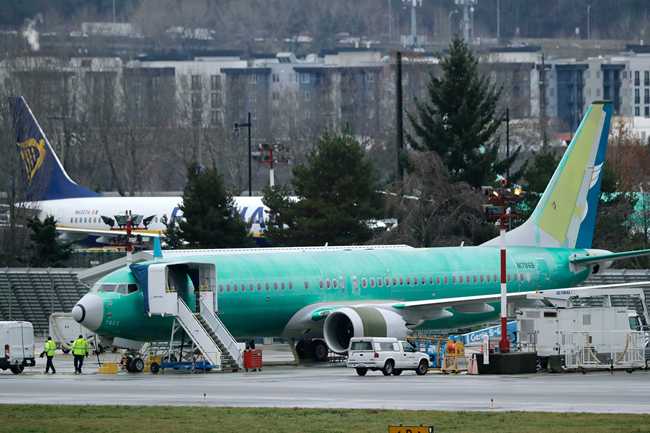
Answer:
[
  {"left": 43, "top": 336, "right": 57, "bottom": 374},
  {"left": 71, "top": 334, "right": 89, "bottom": 374}
]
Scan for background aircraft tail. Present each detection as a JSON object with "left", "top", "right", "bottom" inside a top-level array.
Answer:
[
  {"left": 484, "top": 101, "right": 613, "bottom": 249},
  {"left": 10, "top": 96, "right": 99, "bottom": 201}
]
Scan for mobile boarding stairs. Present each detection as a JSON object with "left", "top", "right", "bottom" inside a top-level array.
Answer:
[{"left": 131, "top": 261, "right": 243, "bottom": 372}]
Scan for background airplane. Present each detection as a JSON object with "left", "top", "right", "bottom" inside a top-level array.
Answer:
[
  {"left": 71, "top": 101, "right": 650, "bottom": 361},
  {"left": 10, "top": 96, "right": 267, "bottom": 243}
]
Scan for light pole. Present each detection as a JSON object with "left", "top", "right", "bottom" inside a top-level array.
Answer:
[
  {"left": 448, "top": 10, "right": 459, "bottom": 41},
  {"left": 505, "top": 107, "right": 510, "bottom": 179},
  {"left": 587, "top": 4, "right": 592, "bottom": 40},
  {"left": 496, "top": 0, "right": 501, "bottom": 40},
  {"left": 234, "top": 112, "right": 253, "bottom": 196}
]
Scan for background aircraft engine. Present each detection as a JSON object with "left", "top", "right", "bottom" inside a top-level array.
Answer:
[{"left": 323, "top": 307, "right": 409, "bottom": 353}]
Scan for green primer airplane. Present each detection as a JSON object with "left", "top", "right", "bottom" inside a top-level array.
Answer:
[{"left": 72, "top": 101, "right": 650, "bottom": 358}]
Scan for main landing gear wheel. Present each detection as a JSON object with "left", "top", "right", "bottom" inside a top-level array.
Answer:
[
  {"left": 295, "top": 340, "right": 311, "bottom": 360},
  {"left": 382, "top": 360, "right": 394, "bottom": 376},
  {"left": 312, "top": 340, "right": 329, "bottom": 362},
  {"left": 355, "top": 367, "right": 368, "bottom": 376}
]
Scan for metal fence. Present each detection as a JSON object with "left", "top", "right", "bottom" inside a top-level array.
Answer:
[{"left": 562, "top": 331, "right": 646, "bottom": 370}]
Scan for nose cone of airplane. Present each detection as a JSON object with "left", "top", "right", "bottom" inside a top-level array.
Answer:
[{"left": 71, "top": 293, "right": 104, "bottom": 331}]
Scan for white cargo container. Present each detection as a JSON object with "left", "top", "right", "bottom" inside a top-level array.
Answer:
[{"left": 0, "top": 321, "right": 36, "bottom": 374}]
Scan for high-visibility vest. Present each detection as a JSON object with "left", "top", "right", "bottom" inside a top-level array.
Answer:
[
  {"left": 45, "top": 340, "right": 56, "bottom": 357},
  {"left": 72, "top": 338, "right": 88, "bottom": 356}
]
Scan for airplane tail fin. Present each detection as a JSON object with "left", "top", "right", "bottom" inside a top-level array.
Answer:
[
  {"left": 484, "top": 101, "right": 613, "bottom": 249},
  {"left": 9, "top": 96, "right": 99, "bottom": 201}
]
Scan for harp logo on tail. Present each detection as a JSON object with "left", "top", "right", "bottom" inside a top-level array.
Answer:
[{"left": 18, "top": 137, "right": 46, "bottom": 182}]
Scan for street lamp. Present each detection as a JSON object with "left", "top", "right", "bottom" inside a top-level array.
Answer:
[
  {"left": 448, "top": 9, "right": 459, "bottom": 41},
  {"left": 234, "top": 112, "right": 253, "bottom": 196},
  {"left": 587, "top": 4, "right": 592, "bottom": 40}
]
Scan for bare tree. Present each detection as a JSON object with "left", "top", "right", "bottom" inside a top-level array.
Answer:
[{"left": 373, "top": 151, "right": 495, "bottom": 247}]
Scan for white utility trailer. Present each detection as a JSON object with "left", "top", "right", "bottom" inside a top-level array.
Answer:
[
  {"left": 518, "top": 307, "right": 646, "bottom": 371},
  {"left": 0, "top": 321, "right": 36, "bottom": 374}
]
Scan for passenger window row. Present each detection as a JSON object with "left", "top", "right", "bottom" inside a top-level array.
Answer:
[
  {"left": 216, "top": 272, "right": 530, "bottom": 294},
  {"left": 353, "top": 273, "right": 528, "bottom": 289}
]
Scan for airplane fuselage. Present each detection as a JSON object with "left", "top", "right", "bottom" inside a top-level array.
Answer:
[
  {"left": 26, "top": 195, "right": 267, "bottom": 238},
  {"left": 92, "top": 245, "right": 592, "bottom": 342}
]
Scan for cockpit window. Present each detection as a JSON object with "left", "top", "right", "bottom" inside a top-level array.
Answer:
[{"left": 96, "top": 283, "right": 138, "bottom": 294}]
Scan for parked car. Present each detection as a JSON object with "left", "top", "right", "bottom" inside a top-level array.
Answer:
[{"left": 347, "top": 337, "right": 429, "bottom": 376}]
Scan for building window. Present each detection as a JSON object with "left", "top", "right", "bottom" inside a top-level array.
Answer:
[
  {"left": 303, "top": 88, "right": 311, "bottom": 101},
  {"left": 191, "top": 75, "right": 201, "bottom": 90},
  {"left": 645, "top": 89, "right": 649, "bottom": 104},
  {"left": 635, "top": 88, "right": 641, "bottom": 104},
  {"left": 635, "top": 71, "right": 641, "bottom": 86},
  {"left": 272, "top": 73, "right": 280, "bottom": 82},
  {"left": 366, "top": 72, "right": 375, "bottom": 83},
  {"left": 210, "top": 110, "right": 223, "bottom": 125},
  {"left": 191, "top": 92, "right": 202, "bottom": 108},
  {"left": 211, "top": 92, "right": 221, "bottom": 108},
  {"left": 300, "top": 73, "right": 310, "bottom": 84},
  {"left": 645, "top": 106, "right": 649, "bottom": 117},
  {"left": 635, "top": 106, "right": 640, "bottom": 116},
  {"left": 210, "top": 75, "right": 221, "bottom": 91},
  {"left": 645, "top": 71, "right": 650, "bottom": 86},
  {"left": 272, "top": 91, "right": 279, "bottom": 101},
  {"left": 192, "top": 110, "right": 201, "bottom": 126}
]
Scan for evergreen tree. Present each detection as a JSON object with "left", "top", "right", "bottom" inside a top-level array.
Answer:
[
  {"left": 161, "top": 214, "right": 184, "bottom": 249},
  {"left": 407, "top": 37, "right": 519, "bottom": 188},
  {"left": 264, "top": 133, "right": 380, "bottom": 246},
  {"left": 27, "top": 216, "right": 71, "bottom": 267},
  {"left": 178, "top": 164, "right": 251, "bottom": 248}
]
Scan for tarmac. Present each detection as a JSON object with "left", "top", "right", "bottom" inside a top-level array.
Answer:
[{"left": 1, "top": 352, "right": 649, "bottom": 413}]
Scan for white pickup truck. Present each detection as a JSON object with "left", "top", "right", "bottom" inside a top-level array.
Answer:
[{"left": 347, "top": 337, "right": 429, "bottom": 376}]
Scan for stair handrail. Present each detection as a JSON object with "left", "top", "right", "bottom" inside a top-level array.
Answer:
[
  {"left": 177, "top": 298, "right": 222, "bottom": 368},
  {"left": 199, "top": 300, "right": 243, "bottom": 368}
]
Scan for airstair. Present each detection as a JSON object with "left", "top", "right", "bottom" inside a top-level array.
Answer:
[
  {"left": 175, "top": 298, "right": 222, "bottom": 368},
  {"left": 131, "top": 261, "right": 243, "bottom": 372}
]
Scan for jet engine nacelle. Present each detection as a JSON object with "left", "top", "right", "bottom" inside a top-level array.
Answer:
[{"left": 323, "top": 306, "right": 409, "bottom": 353}]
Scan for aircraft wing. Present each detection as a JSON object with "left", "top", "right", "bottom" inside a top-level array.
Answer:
[
  {"left": 388, "top": 281, "right": 650, "bottom": 322},
  {"left": 301, "top": 281, "right": 650, "bottom": 327},
  {"left": 56, "top": 225, "right": 161, "bottom": 238}
]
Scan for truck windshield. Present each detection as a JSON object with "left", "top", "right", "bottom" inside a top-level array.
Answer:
[{"left": 350, "top": 341, "right": 372, "bottom": 351}]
